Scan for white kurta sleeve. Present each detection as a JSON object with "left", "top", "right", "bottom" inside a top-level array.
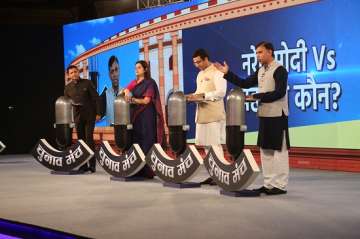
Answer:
[
  {"left": 194, "top": 74, "right": 200, "bottom": 95},
  {"left": 204, "top": 71, "right": 227, "bottom": 101}
]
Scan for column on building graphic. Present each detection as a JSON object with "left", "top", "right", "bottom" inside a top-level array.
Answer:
[
  {"left": 143, "top": 37, "right": 150, "bottom": 63},
  {"left": 171, "top": 31, "right": 179, "bottom": 91},
  {"left": 82, "top": 59, "right": 89, "bottom": 80},
  {"left": 89, "top": 56, "right": 100, "bottom": 92},
  {"left": 156, "top": 33, "right": 165, "bottom": 119}
]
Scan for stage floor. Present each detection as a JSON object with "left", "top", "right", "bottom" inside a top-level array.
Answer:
[{"left": 1, "top": 154, "right": 360, "bottom": 239}]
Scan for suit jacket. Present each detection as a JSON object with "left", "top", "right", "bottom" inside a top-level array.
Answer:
[{"left": 64, "top": 78, "right": 101, "bottom": 122}]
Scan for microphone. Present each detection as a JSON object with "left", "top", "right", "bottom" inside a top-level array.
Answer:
[
  {"left": 226, "top": 88, "right": 247, "bottom": 160},
  {"left": 54, "top": 96, "right": 75, "bottom": 150},
  {"left": 167, "top": 91, "right": 189, "bottom": 155},
  {"left": 113, "top": 95, "right": 132, "bottom": 151}
]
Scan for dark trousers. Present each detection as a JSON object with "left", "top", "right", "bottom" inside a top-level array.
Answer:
[{"left": 76, "top": 117, "right": 96, "bottom": 170}]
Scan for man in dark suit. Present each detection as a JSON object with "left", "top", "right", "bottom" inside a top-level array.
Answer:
[{"left": 64, "top": 65, "right": 101, "bottom": 173}]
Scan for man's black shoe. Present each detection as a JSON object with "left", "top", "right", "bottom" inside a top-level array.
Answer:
[
  {"left": 89, "top": 167, "right": 96, "bottom": 173},
  {"left": 252, "top": 186, "right": 269, "bottom": 194},
  {"left": 266, "top": 187, "right": 287, "bottom": 195},
  {"left": 77, "top": 168, "right": 88, "bottom": 174},
  {"left": 200, "top": 177, "right": 217, "bottom": 186}
]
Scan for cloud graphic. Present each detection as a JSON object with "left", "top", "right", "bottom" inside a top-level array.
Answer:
[
  {"left": 75, "top": 44, "right": 86, "bottom": 55},
  {"left": 86, "top": 16, "right": 114, "bottom": 25},
  {"left": 67, "top": 44, "right": 86, "bottom": 58},
  {"left": 89, "top": 37, "right": 101, "bottom": 45},
  {"left": 68, "top": 50, "right": 76, "bottom": 57}
]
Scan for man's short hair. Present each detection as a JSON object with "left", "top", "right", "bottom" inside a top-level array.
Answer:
[
  {"left": 108, "top": 55, "right": 119, "bottom": 70},
  {"left": 256, "top": 41, "right": 275, "bottom": 57},
  {"left": 192, "top": 48, "right": 209, "bottom": 60},
  {"left": 66, "top": 65, "right": 78, "bottom": 73}
]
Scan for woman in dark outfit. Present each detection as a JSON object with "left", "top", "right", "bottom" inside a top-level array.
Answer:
[{"left": 124, "top": 60, "right": 165, "bottom": 178}]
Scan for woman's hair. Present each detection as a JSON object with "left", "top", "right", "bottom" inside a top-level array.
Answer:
[{"left": 136, "top": 60, "right": 151, "bottom": 79}]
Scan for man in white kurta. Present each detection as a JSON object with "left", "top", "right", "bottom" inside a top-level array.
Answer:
[
  {"left": 187, "top": 49, "right": 227, "bottom": 184},
  {"left": 214, "top": 41, "right": 290, "bottom": 195},
  {"left": 194, "top": 65, "right": 227, "bottom": 149}
]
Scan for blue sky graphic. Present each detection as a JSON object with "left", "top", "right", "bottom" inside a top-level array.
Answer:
[{"left": 63, "top": 0, "right": 208, "bottom": 67}]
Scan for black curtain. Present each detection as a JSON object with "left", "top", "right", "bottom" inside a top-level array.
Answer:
[{"left": 0, "top": 25, "right": 64, "bottom": 154}]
